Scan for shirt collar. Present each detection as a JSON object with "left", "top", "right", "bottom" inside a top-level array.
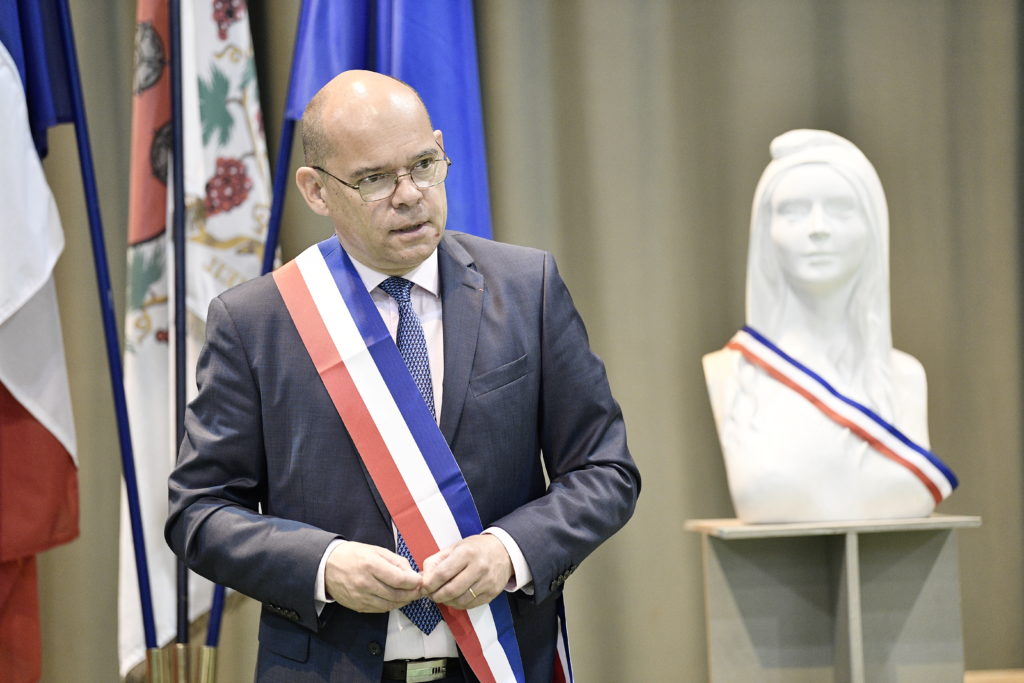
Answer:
[{"left": 348, "top": 248, "right": 440, "bottom": 298}]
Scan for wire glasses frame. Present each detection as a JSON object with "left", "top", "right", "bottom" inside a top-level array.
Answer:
[{"left": 312, "top": 153, "right": 452, "bottom": 202}]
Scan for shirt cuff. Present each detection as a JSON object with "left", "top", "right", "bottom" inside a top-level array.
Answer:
[
  {"left": 483, "top": 527, "right": 533, "bottom": 593},
  {"left": 315, "top": 539, "right": 346, "bottom": 614}
]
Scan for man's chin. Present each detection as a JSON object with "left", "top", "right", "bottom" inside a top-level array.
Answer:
[{"left": 382, "top": 243, "right": 440, "bottom": 274}]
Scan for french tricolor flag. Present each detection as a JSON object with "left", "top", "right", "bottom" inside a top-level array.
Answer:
[{"left": 0, "top": 0, "right": 80, "bottom": 679}]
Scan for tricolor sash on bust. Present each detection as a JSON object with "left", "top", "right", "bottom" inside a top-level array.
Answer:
[
  {"left": 273, "top": 238, "right": 526, "bottom": 683},
  {"left": 726, "top": 326, "right": 958, "bottom": 504}
]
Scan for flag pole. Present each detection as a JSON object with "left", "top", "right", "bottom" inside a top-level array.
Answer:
[
  {"left": 198, "top": 583, "right": 225, "bottom": 683},
  {"left": 168, "top": 0, "right": 190, "bottom": 681},
  {"left": 260, "top": 116, "right": 295, "bottom": 276},
  {"left": 53, "top": 0, "right": 167, "bottom": 681},
  {"left": 260, "top": 0, "right": 311, "bottom": 277}
]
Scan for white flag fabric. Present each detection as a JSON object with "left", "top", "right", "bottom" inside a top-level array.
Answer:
[
  {"left": 118, "top": 0, "right": 272, "bottom": 674},
  {"left": 0, "top": 41, "right": 76, "bottom": 462}
]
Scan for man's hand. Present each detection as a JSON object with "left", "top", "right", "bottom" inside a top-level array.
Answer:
[
  {"left": 420, "top": 534, "right": 513, "bottom": 610},
  {"left": 325, "top": 541, "right": 423, "bottom": 613}
]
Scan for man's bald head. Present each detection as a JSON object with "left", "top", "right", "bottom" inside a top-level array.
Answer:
[
  {"left": 293, "top": 69, "right": 448, "bottom": 275},
  {"left": 301, "top": 70, "right": 432, "bottom": 167}
]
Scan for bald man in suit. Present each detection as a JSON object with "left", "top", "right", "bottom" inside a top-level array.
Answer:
[{"left": 166, "top": 70, "right": 640, "bottom": 683}]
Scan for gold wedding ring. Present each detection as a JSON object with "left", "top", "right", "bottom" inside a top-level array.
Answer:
[{"left": 468, "top": 587, "right": 478, "bottom": 600}]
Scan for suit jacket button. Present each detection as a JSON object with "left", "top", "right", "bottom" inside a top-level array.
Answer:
[{"left": 368, "top": 641, "right": 383, "bottom": 657}]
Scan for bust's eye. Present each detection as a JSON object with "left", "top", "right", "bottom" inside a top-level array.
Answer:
[
  {"left": 826, "top": 198, "right": 857, "bottom": 219},
  {"left": 776, "top": 200, "right": 811, "bottom": 219}
]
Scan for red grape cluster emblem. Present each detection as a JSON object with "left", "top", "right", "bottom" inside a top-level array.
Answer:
[
  {"left": 212, "top": 0, "right": 245, "bottom": 40},
  {"left": 204, "top": 157, "right": 252, "bottom": 216}
]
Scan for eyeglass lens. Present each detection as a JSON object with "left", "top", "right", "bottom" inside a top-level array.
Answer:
[{"left": 360, "top": 158, "right": 449, "bottom": 201}]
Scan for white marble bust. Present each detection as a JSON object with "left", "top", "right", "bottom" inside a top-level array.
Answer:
[{"left": 703, "top": 129, "right": 946, "bottom": 523}]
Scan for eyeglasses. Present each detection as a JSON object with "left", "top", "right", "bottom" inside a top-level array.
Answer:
[{"left": 312, "top": 154, "right": 452, "bottom": 202}]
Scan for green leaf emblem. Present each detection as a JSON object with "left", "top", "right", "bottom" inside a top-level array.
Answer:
[{"left": 199, "top": 65, "right": 233, "bottom": 146}]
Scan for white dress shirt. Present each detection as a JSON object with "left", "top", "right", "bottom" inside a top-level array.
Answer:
[{"left": 313, "top": 248, "right": 532, "bottom": 660}]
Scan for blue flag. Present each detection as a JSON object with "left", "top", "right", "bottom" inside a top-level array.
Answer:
[
  {"left": 284, "top": 0, "right": 492, "bottom": 238},
  {"left": 0, "top": 0, "right": 73, "bottom": 158}
]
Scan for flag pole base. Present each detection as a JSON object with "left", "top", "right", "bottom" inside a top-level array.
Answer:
[
  {"left": 146, "top": 648, "right": 169, "bottom": 683},
  {"left": 199, "top": 645, "right": 218, "bottom": 683},
  {"left": 173, "top": 643, "right": 189, "bottom": 683}
]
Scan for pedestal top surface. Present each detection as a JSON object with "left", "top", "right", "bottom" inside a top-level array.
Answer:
[{"left": 684, "top": 513, "right": 981, "bottom": 539}]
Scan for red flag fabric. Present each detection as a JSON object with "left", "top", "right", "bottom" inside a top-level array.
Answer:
[
  {"left": 0, "top": 384, "right": 77, "bottom": 560},
  {"left": 0, "top": 557, "right": 42, "bottom": 682},
  {"left": 127, "top": 0, "right": 171, "bottom": 247}
]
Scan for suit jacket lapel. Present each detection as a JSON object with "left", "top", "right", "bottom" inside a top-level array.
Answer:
[{"left": 438, "top": 235, "right": 484, "bottom": 444}]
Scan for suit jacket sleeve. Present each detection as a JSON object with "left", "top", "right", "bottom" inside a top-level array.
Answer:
[
  {"left": 165, "top": 292, "right": 337, "bottom": 632},
  {"left": 474, "top": 247, "right": 641, "bottom": 604}
]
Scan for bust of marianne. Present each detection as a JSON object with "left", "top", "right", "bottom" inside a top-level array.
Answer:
[{"left": 703, "top": 129, "right": 956, "bottom": 523}]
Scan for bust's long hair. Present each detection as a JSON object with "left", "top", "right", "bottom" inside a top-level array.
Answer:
[{"left": 743, "top": 129, "right": 893, "bottom": 419}]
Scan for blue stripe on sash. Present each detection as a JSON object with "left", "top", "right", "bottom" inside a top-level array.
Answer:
[
  {"left": 317, "top": 238, "right": 483, "bottom": 535},
  {"left": 742, "top": 325, "right": 958, "bottom": 489}
]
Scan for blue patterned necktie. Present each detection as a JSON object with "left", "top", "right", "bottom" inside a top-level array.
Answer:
[{"left": 378, "top": 276, "right": 443, "bottom": 634}]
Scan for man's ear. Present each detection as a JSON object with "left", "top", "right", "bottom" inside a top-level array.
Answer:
[
  {"left": 295, "top": 166, "right": 331, "bottom": 216},
  {"left": 434, "top": 129, "right": 444, "bottom": 151}
]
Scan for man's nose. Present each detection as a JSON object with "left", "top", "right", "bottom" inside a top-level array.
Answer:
[{"left": 390, "top": 172, "right": 423, "bottom": 206}]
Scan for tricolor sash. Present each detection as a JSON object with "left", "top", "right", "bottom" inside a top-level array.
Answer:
[
  {"left": 273, "top": 239, "right": 526, "bottom": 683},
  {"left": 552, "top": 598, "right": 573, "bottom": 683},
  {"left": 726, "top": 326, "right": 958, "bottom": 503}
]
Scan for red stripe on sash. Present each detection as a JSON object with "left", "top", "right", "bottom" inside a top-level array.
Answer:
[
  {"left": 728, "top": 341, "right": 943, "bottom": 504},
  {"left": 444, "top": 615, "right": 494, "bottom": 683},
  {"left": 552, "top": 657, "right": 567, "bottom": 683}
]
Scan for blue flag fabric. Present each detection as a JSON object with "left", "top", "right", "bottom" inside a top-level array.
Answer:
[
  {"left": 0, "top": 0, "right": 72, "bottom": 158},
  {"left": 284, "top": 0, "right": 492, "bottom": 238}
]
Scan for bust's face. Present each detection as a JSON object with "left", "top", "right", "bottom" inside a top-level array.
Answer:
[{"left": 769, "top": 164, "right": 868, "bottom": 293}]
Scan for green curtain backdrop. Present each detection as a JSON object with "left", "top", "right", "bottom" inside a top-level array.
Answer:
[{"left": 36, "top": 1, "right": 1021, "bottom": 680}]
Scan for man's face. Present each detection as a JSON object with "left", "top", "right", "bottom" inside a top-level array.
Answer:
[{"left": 320, "top": 104, "right": 447, "bottom": 275}]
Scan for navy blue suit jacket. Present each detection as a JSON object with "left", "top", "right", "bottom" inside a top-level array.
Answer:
[{"left": 166, "top": 232, "right": 640, "bottom": 682}]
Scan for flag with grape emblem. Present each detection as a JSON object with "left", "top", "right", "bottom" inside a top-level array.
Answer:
[{"left": 118, "top": 0, "right": 272, "bottom": 675}]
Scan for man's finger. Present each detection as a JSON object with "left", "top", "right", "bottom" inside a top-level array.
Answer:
[
  {"left": 421, "top": 546, "right": 452, "bottom": 574},
  {"left": 326, "top": 542, "right": 424, "bottom": 612},
  {"left": 424, "top": 534, "right": 513, "bottom": 605},
  {"left": 369, "top": 548, "right": 425, "bottom": 590},
  {"left": 420, "top": 547, "right": 467, "bottom": 594}
]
